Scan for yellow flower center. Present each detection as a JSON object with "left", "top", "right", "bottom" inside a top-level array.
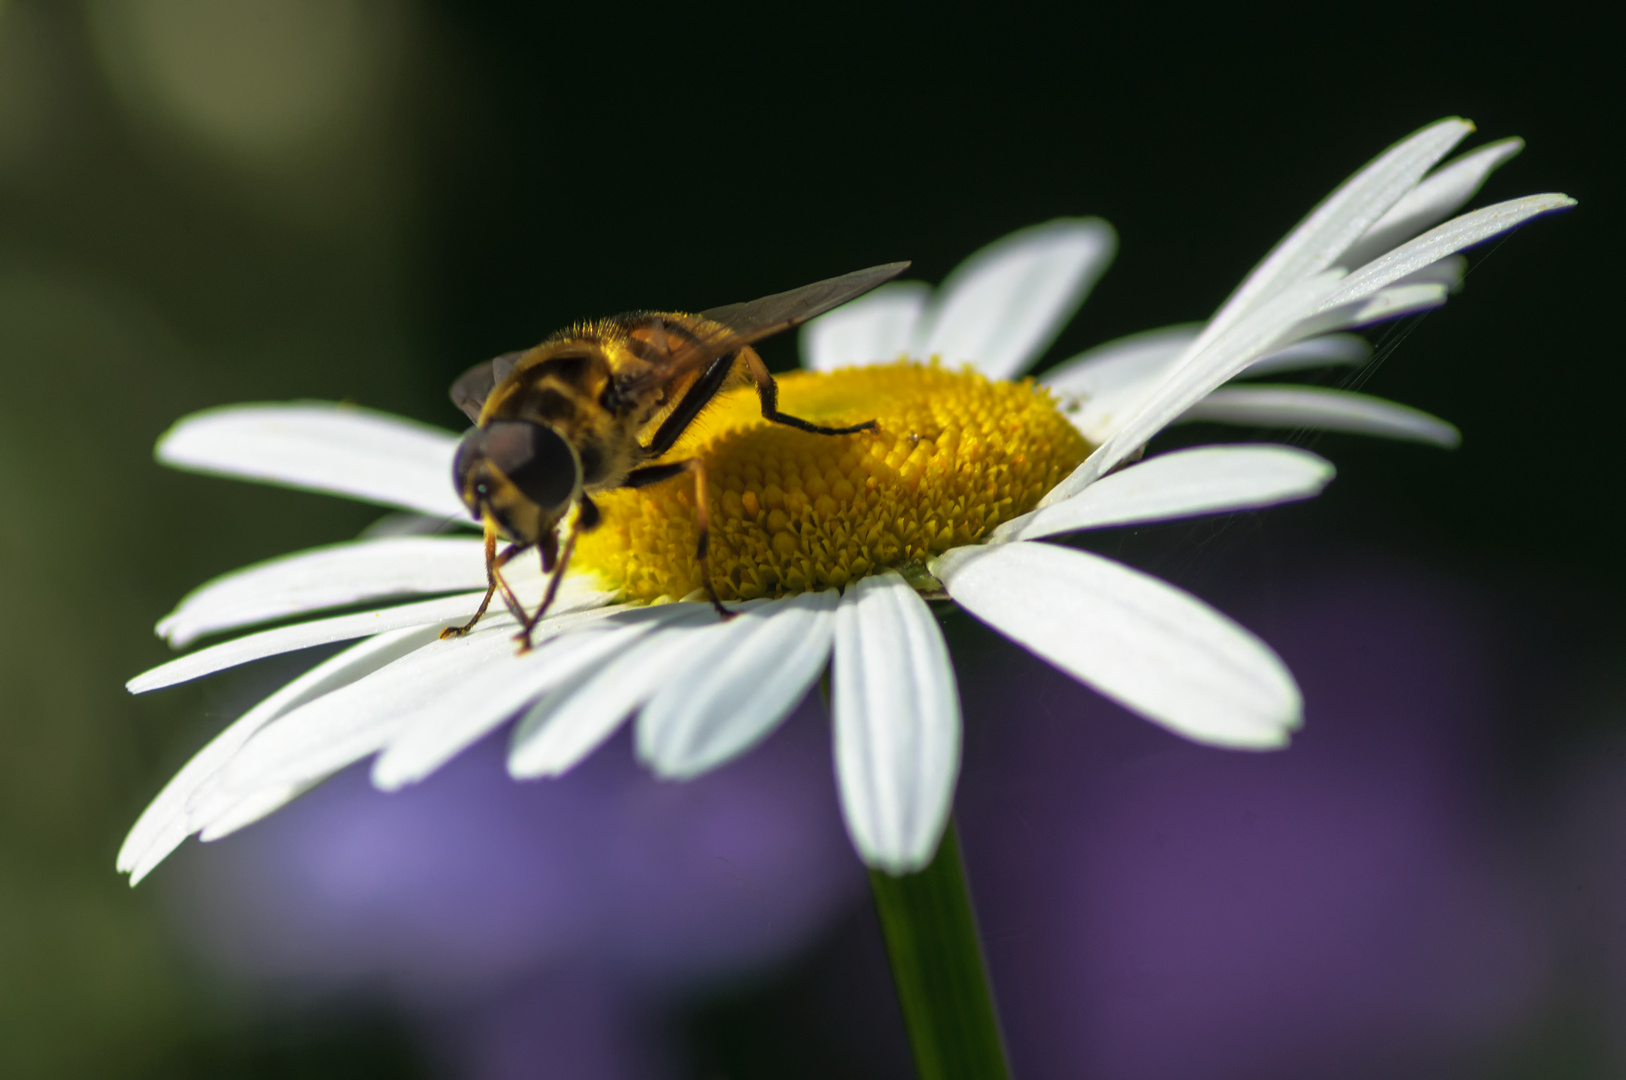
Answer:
[{"left": 574, "top": 361, "right": 1092, "bottom": 602}]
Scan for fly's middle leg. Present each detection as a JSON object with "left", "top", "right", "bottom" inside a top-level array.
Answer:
[{"left": 623, "top": 459, "right": 731, "bottom": 620}]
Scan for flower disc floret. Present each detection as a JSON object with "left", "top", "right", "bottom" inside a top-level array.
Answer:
[{"left": 574, "top": 362, "right": 1091, "bottom": 601}]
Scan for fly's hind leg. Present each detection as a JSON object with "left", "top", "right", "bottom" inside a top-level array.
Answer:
[
  {"left": 742, "top": 349, "right": 877, "bottom": 436},
  {"left": 623, "top": 460, "right": 730, "bottom": 619}
]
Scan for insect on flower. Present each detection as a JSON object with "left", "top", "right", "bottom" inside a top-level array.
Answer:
[
  {"left": 445, "top": 262, "right": 909, "bottom": 648},
  {"left": 118, "top": 118, "right": 1576, "bottom": 885}
]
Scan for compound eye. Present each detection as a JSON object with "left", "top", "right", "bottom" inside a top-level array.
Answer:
[
  {"left": 452, "top": 429, "right": 486, "bottom": 514},
  {"left": 481, "top": 420, "right": 579, "bottom": 512}
]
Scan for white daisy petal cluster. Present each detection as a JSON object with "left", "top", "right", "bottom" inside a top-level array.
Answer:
[{"left": 120, "top": 119, "right": 1571, "bottom": 881}]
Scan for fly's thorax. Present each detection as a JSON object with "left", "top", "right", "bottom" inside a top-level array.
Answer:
[
  {"left": 493, "top": 313, "right": 752, "bottom": 496},
  {"left": 588, "top": 310, "right": 742, "bottom": 427},
  {"left": 484, "top": 341, "right": 613, "bottom": 428},
  {"left": 574, "top": 362, "right": 1092, "bottom": 602},
  {"left": 478, "top": 337, "right": 639, "bottom": 486}
]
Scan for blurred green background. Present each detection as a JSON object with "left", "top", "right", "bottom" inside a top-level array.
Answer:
[{"left": 0, "top": 1, "right": 1617, "bottom": 1076}]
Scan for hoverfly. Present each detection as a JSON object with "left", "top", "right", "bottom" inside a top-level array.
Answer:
[{"left": 444, "top": 261, "right": 910, "bottom": 649}]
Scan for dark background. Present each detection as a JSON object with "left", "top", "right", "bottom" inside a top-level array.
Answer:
[{"left": 0, "top": 2, "right": 1617, "bottom": 1077}]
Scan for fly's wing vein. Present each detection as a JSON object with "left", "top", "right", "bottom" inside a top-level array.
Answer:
[
  {"left": 696, "top": 261, "right": 911, "bottom": 337},
  {"left": 616, "top": 261, "right": 910, "bottom": 398}
]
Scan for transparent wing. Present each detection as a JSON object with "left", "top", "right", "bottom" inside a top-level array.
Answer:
[
  {"left": 617, "top": 261, "right": 910, "bottom": 398},
  {"left": 698, "top": 261, "right": 911, "bottom": 337},
  {"left": 449, "top": 350, "right": 526, "bottom": 423}
]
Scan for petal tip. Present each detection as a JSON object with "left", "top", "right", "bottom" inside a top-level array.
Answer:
[{"left": 368, "top": 756, "right": 409, "bottom": 792}]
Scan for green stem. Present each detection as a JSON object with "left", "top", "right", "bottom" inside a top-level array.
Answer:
[{"left": 869, "top": 820, "right": 1011, "bottom": 1080}]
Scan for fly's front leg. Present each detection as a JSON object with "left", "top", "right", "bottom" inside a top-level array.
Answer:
[
  {"left": 742, "top": 349, "right": 877, "bottom": 436},
  {"left": 624, "top": 461, "right": 731, "bottom": 619},
  {"left": 442, "top": 520, "right": 525, "bottom": 639},
  {"left": 489, "top": 544, "right": 530, "bottom": 626}
]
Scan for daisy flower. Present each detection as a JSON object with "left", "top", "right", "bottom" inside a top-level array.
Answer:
[{"left": 120, "top": 118, "right": 1572, "bottom": 882}]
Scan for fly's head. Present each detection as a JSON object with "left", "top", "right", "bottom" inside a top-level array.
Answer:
[{"left": 453, "top": 420, "right": 581, "bottom": 546}]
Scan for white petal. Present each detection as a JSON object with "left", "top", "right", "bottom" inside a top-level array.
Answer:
[
  {"left": 800, "top": 282, "right": 931, "bottom": 371},
  {"left": 157, "top": 537, "right": 488, "bottom": 647},
  {"left": 1044, "top": 140, "right": 1569, "bottom": 505},
  {"left": 1289, "top": 282, "right": 1450, "bottom": 341},
  {"left": 508, "top": 606, "right": 719, "bottom": 778},
  {"left": 637, "top": 591, "right": 837, "bottom": 779},
  {"left": 1047, "top": 328, "right": 1371, "bottom": 391},
  {"left": 1044, "top": 327, "right": 1367, "bottom": 443},
  {"left": 935, "top": 543, "right": 1300, "bottom": 749},
  {"left": 190, "top": 626, "right": 523, "bottom": 820},
  {"left": 1046, "top": 270, "right": 1348, "bottom": 504},
  {"left": 1042, "top": 325, "right": 1197, "bottom": 444},
  {"left": 129, "top": 577, "right": 612, "bottom": 693},
  {"left": 1202, "top": 118, "right": 1472, "bottom": 344},
  {"left": 1181, "top": 386, "right": 1460, "bottom": 447},
  {"left": 1240, "top": 332, "right": 1370, "bottom": 376},
  {"left": 917, "top": 218, "right": 1116, "bottom": 380},
  {"left": 1042, "top": 323, "right": 1199, "bottom": 394},
  {"left": 996, "top": 445, "right": 1334, "bottom": 542},
  {"left": 831, "top": 571, "right": 961, "bottom": 874},
  {"left": 370, "top": 607, "right": 677, "bottom": 790},
  {"left": 1391, "top": 253, "right": 1466, "bottom": 292},
  {"left": 118, "top": 625, "right": 443, "bottom": 883},
  {"left": 129, "top": 592, "right": 491, "bottom": 693},
  {"left": 190, "top": 605, "right": 624, "bottom": 823},
  {"left": 1319, "top": 193, "right": 1576, "bottom": 311},
  {"left": 360, "top": 510, "right": 466, "bottom": 538},
  {"left": 157, "top": 402, "right": 467, "bottom": 520},
  {"left": 1340, "top": 138, "right": 1524, "bottom": 269},
  {"left": 196, "top": 782, "right": 314, "bottom": 843}
]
